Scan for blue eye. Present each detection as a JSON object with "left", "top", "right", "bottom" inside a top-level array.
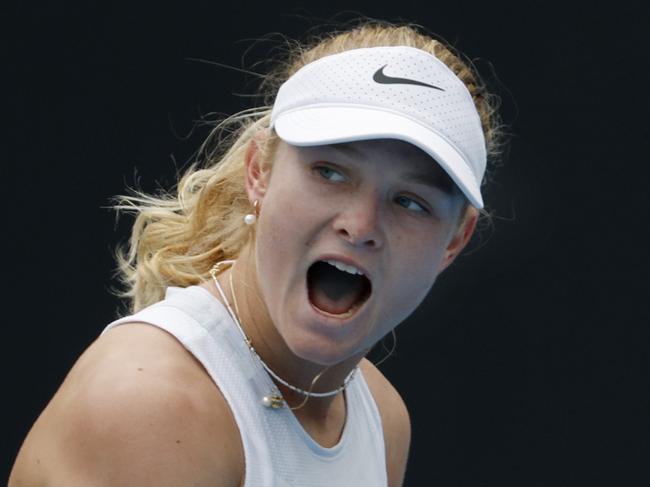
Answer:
[
  {"left": 316, "top": 166, "right": 346, "bottom": 182},
  {"left": 395, "top": 195, "right": 428, "bottom": 213}
]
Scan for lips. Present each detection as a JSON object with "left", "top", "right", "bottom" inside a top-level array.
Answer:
[{"left": 306, "top": 259, "right": 372, "bottom": 316}]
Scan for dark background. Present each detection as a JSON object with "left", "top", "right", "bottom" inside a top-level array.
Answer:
[{"left": 4, "top": 1, "right": 649, "bottom": 485}]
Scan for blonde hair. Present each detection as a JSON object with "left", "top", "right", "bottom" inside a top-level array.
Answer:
[{"left": 114, "top": 20, "right": 506, "bottom": 313}]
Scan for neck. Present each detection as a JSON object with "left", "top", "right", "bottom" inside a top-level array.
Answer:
[{"left": 206, "top": 243, "right": 364, "bottom": 414}]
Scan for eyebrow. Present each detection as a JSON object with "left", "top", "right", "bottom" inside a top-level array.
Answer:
[
  {"left": 402, "top": 168, "right": 455, "bottom": 194},
  {"left": 327, "top": 143, "right": 363, "bottom": 157},
  {"left": 325, "top": 143, "right": 456, "bottom": 194}
]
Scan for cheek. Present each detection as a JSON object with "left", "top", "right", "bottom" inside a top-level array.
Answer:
[
  {"left": 255, "top": 207, "right": 296, "bottom": 292},
  {"left": 259, "top": 173, "right": 336, "bottom": 253},
  {"left": 381, "top": 234, "right": 447, "bottom": 321},
  {"left": 258, "top": 195, "right": 313, "bottom": 258},
  {"left": 387, "top": 268, "right": 436, "bottom": 323},
  {"left": 253, "top": 177, "right": 320, "bottom": 314}
]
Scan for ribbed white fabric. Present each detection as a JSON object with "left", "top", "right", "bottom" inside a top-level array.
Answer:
[{"left": 102, "top": 286, "right": 388, "bottom": 486}]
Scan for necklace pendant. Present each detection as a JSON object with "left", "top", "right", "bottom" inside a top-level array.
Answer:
[{"left": 262, "top": 394, "right": 284, "bottom": 409}]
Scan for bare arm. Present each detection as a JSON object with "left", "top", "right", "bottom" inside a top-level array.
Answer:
[{"left": 9, "top": 323, "right": 243, "bottom": 487}]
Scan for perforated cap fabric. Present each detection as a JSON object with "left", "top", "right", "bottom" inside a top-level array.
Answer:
[{"left": 271, "top": 46, "right": 487, "bottom": 208}]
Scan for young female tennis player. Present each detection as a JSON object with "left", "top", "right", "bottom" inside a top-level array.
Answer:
[{"left": 10, "top": 21, "right": 503, "bottom": 486}]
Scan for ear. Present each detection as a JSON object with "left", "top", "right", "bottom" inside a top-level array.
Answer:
[
  {"left": 437, "top": 206, "right": 479, "bottom": 273},
  {"left": 244, "top": 130, "right": 272, "bottom": 203}
]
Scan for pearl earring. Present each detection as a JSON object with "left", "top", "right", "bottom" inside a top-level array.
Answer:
[{"left": 244, "top": 200, "right": 260, "bottom": 226}]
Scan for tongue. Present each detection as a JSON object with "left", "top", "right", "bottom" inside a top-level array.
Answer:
[{"left": 308, "top": 261, "right": 367, "bottom": 315}]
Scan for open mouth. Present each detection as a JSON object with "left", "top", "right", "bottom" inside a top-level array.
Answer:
[{"left": 307, "top": 260, "right": 372, "bottom": 316}]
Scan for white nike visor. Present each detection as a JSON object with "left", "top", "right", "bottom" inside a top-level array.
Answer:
[{"left": 270, "top": 46, "right": 487, "bottom": 208}]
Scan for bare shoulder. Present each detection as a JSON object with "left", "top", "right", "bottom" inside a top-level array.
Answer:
[
  {"left": 359, "top": 358, "right": 411, "bottom": 487},
  {"left": 9, "top": 323, "right": 243, "bottom": 487}
]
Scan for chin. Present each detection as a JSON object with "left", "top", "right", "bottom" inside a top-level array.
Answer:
[{"left": 284, "top": 329, "right": 363, "bottom": 367}]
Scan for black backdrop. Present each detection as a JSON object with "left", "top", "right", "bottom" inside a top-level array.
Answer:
[{"left": 4, "top": 1, "right": 649, "bottom": 485}]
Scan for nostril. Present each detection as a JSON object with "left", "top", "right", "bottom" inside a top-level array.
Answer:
[
  {"left": 337, "top": 228, "right": 352, "bottom": 241},
  {"left": 337, "top": 228, "right": 379, "bottom": 249},
  {"left": 364, "top": 238, "right": 377, "bottom": 248},
  {"left": 334, "top": 214, "right": 383, "bottom": 248}
]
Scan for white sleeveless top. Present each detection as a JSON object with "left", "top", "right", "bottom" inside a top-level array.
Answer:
[{"left": 102, "top": 286, "right": 388, "bottom": 487}]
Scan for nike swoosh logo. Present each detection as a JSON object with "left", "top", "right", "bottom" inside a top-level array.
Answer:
[{"left": 372, "top": 65, "right": 445, "bottom": 91}]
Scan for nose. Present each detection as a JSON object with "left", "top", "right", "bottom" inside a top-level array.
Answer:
[{"left": 333, "top": 192, "right": 384, "bottom": 250}]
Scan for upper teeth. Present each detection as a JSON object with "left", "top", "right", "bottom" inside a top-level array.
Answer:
[{"left": 325, "top": 259, "right": 364, "bottom": 276}]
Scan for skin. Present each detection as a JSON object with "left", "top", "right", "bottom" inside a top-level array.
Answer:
[
  {"left": 208, "top": 136, "right": 477, "bottom": 478},
  {"left": 214, "top": 136, "right": 477, "bottom": 401},
  {"left": 9, "top": 136, "right": 477, "bottom": 487}
]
